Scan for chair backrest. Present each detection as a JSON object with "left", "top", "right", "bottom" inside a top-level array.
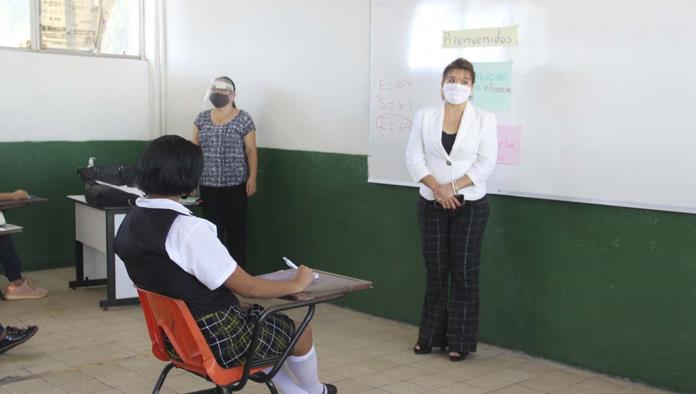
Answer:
[{"left": 137, "top": 288, "right": 268, "bottom": 386}]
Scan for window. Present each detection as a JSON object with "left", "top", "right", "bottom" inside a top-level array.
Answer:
[
  {"left": 0, "top": 0, "right": 141, "bottom": 57},
  {"left": 0, "top": 0, "right": 31, "bottom": 48}
]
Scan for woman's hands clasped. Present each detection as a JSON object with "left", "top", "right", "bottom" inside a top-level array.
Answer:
[{"left": 433, "top": 183, "right": 461, "bottom": 210}]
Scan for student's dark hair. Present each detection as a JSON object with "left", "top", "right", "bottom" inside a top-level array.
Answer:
[
  {"left": 442, "top": 58, "right": 476, "bottom": 84},
  {"left": 136, "top": 135, "right": 203, "bottom": 196},
  {"left": 216, "top": 76, "right": 237, "bottom": 108}
]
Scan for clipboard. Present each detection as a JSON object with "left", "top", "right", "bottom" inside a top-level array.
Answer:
[{"left": 258, "top": 269, "right": 373, "bottom": 301}]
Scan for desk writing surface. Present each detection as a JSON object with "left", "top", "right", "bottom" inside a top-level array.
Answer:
[
  {"left": 66, "top": 195, "right": 200, "bottom": 208},
  {"left": 258, "top": 269, "right": 372, "bottom": 301},
  {"left": 0, "top": 196, "right": 48, "bottom": 210},
  {"left": 0, "top": 224, "right": 23, "bottom": 235}
]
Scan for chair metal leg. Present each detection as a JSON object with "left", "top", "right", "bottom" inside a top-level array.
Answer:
[
  {"left": 264, "top": 380, "right": 278, "bottom": 394},
  {"left": 152, "top": 362, "right": 175, "bottom": 394}
]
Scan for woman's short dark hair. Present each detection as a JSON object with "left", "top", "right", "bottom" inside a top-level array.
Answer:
[
  {"left": 442, "top": 58, "right": 476, "bottom": 84},
  {"left": 136, "top": 135, "right": 203, "bottom": 195}
]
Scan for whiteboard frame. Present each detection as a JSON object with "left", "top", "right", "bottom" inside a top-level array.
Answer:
[
  {"left": 367, "top": 176, "right": 696, "bottom": 214},
  {"left": 367, "top": 0, "right": 696, "bottom": 216}
]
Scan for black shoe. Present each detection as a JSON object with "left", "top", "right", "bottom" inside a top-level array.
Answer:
[
  {"left": 413, "top": 343, "right": 432, "bottom": 354},
  {"left": 413, "top": 343, "right": 446, "bottom": 355},
  {"left": 323, "top": 383, "right": 337, "bottom": 394},
  {"left": 448, "top": 351, "right": 468, "bottom": 362},
  {"left": 0, "top": 325, "right": 38, "bottom": 354}
]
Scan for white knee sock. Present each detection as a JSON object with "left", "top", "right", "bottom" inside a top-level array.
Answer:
[
  {"left": 286, "top": 346, "right": 324, "bottom": 394},
  {"left": 265, "top": 365, "right": 309, "bottom": 394}
]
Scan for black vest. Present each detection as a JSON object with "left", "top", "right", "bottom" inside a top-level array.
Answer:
[{"left": 114, "top": 207, "right": 239, "bottom": 317}]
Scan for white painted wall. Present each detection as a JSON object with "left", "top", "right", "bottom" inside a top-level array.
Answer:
[
  {"left": 0, "top": 50, "right": 151, "bottom": 141},
  {"left": 164, "top": 0, "right": 371, "bottom": 155}
]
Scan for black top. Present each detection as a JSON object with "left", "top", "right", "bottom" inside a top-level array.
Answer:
[
  {"left": 114, "top": 207, "right": 239, "bottom": 317},
  {"left": 442, "top": 131, "right": 457, "bottom": 155}
]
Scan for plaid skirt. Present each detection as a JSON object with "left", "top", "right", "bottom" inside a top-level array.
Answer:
[{"left": 166, "top": 303, "right": 296, "bottom": 369}]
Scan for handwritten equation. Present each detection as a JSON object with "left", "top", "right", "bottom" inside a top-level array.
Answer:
[{"left": 374, "top": 73, "right": 414, "bottom": 140}]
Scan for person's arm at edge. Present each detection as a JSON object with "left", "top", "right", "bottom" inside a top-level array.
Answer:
[
  {"left": 0, "top": 190, "right": 29, "bottom": 202},
  {"left": 192, "top": 126, "right": 200, "bottom": 146},
  {"left": 173, "top": 219, "right": 315, "bottom": 300},
  {"left": 244, "top": 130, "right": 257, "bottom": 197},
  {"left": 223, "top": 264, "right": 314, "bottom": 299}
]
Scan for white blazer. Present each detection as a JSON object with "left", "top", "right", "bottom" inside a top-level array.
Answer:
[{"left": 406, "top": 102, "right": 497, "bottom": 201}]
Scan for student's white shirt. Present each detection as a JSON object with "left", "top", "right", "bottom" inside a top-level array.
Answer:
[
  {"left": 405, "top": 102, "right": 498, "bottom": 201},
  {"left": 135, "top": 197, "right": 237, "bottom": 290}
]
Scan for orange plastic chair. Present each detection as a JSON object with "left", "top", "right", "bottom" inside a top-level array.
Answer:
[{"left": 136, "top": 288, "right": 340, "bottom": 393}]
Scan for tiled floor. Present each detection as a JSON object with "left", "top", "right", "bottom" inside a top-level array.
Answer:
[{"left": 0, "top": 268, "right": 671, "bottom": 394}]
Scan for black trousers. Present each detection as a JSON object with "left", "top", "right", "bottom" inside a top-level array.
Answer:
[
  {"left": 199, "top": 184, "right": 248, "bottom": 269},
  {"left": 416, "top": 195, "right": 490, "bottom": 353},
  {"left": 0, "top": 235, "right": 23, "bottom": 282}
]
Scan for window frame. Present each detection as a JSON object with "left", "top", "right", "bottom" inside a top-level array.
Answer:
[{"left": 0, "top": 0, "right": 144, "bottom": 59}]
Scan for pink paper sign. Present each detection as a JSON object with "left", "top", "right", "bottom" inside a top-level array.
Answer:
[{"left": 497, "top": 125, "right": 521, "bottom": 165}]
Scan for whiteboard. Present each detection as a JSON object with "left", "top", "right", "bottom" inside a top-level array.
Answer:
[{"left": 369, "top": 0, "right": 696, "bottom": 214}]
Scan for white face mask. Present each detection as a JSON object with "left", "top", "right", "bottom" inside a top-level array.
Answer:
[{"left": 443, "top": 83, "right": 471, "bottom": 105}]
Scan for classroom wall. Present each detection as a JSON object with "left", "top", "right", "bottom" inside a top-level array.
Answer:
[
  {"left": 162, "top": 2, "right": 695, "bottom": 392},
  {"left": 0, "top": 49, "right": 153, "bottom": 267},
  {"left": 246, "top": 149, "right": 696, "bottom": 393},
  {"left": 2, "top": 1, "right": 693, "bottom": 393},
  {"left": 0, "top": 50, "right": 151, "bottom": 141},
  {"left": 163, "top": 0, "right": 370, "bottom": 154},
  {"left": 0, "top": 141, "right": 148, "bottom": 269}
]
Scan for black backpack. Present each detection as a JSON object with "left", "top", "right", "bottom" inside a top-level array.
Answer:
[
  {"left": 77, "top": 165, "right": 136, "bottom": 187},
  {"left": 84, "top": 184, "right": 139, "bottom": 208},
  {"left": 77, "top": 165, "right": 140, "bottom": 207}
]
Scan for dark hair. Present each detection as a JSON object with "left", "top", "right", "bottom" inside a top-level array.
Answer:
[
  {"left": 442, "top": 58, "right": 476, "bottom": 84},
  {"left": 136, "top": 135, "right": 203, "bottom": 196},
  {"left": 215, "top": 76, "right": 237, "bottom": 108}
]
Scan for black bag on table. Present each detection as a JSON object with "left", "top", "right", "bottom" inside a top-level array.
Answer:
[
  {"left": 77, "top": 165, "right": 139, "bottom": 207},
  {"left": 77, "top": 165, "right": 136, "bottom": 187},
  {"left": 84, "top": 184, "right": 139, "bottom": 208}
]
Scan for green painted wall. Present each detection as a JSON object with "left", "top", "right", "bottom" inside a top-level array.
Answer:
[
  {"left": 2, "top": 143, "right": 694, "bottom": 392},
  {"left": 0, "top": 141, "right": 148, "bottom": 269},
  {"left": 247, "top": 149, "right": 696, "bottom": 393}
]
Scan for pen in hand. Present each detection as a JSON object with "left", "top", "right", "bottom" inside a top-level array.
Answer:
[
  {"left": 283, "top": 256, "right": 298, "bottom": 269},
  {"left": 283, "top": 257, "right": 319, "bottom": 280}
]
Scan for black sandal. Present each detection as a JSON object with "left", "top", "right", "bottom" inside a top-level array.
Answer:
[
  {"left": 448, "top": 351, "right": 468, "bottom": 361},
  {"left": 413, "top": 343, "right": 432, "bottom": 354},
  {"left": 413, "top": 343, "right": 447, "bottom": 354}
]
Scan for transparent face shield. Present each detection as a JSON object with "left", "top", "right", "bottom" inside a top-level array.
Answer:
[{"left": 201, "top": 79, "right": 236, "bottom": 110}]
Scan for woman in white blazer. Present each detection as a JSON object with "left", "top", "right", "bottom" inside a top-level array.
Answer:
[{"left": 405, "top": 58, "right": 497, "bottom": 361}]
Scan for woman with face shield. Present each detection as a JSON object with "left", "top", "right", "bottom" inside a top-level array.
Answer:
[
  {"left": 192, "top": 77, "right": 257, "bottom": 269},
  {"left": 405, "top": 58, "right": 498, "bottom": 362}
]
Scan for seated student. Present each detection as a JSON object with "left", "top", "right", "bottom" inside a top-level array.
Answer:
[
  {"left": 0, "top": 189, "right": 49, "bottom": 300},
  {"left": 0, "top": 323, "right": 38, "bottom": 354},
  {"left": 114, "top": 135, "right": 336, "bottom": 394}
]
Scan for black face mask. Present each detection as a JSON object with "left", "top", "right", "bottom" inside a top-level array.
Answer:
[{"left": 210, "top": 93, "right": 230, "bottom": 108}]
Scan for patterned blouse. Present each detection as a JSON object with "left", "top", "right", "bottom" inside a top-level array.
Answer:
[{"left": 194, "top": 110, "right": 256, "bottom": 187}]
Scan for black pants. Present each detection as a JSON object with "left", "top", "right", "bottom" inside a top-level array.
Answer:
[
  {"left": 199, "top": 184, "right": 248, "bottom": 269},
  {"left": 0, "top": 235, "right": 22, "bottom": 282},
  {"left": 416, "top": 196, "right": 490, "bottom": 353}
]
